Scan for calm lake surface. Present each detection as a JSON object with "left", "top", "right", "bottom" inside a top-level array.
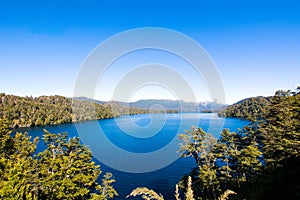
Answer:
[{"left": 22, "top": 113, "right": 249, "bottom": 199}]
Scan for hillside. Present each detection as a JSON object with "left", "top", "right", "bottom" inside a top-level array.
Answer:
[
  {"left": 0, "top": 93, "right": 148, "bottom": 128},
  {"left": 218, "top": 96, "right": 272, "bottom": 120}
]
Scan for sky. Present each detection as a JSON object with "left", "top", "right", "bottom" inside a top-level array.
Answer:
[{"left": 0, "top": 0, "right": 299, "bottom": 104}]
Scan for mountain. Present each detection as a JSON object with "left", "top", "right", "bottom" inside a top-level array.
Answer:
[
  {"left": 124, "top": 99, "right": 226, "bottom": 113},
  {"left": 128, "top": 99, "right": 196, "bottom": 112},
  {"left": 198, "top": 101, "right": 227, "bottom": 113}
]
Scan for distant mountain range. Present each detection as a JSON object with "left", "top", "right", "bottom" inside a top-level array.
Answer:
[{"left": 73, "top": 97, "right": 227, "bottom": 112}]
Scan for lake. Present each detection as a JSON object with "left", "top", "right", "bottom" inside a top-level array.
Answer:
[{"left": 21, "top": 113, "right": 249, "bottom": 199}]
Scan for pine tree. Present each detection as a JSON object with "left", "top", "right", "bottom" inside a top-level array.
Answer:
[{"left": 178, "top": 127, "right": 219, "bottom": 199}]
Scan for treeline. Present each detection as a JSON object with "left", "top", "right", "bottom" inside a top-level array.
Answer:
[
  {"left": 0, "top": 93, "right": 149, "bottom": 128},
  {"left": 218, "top": 96, "right": 272, "bottom": 120}
]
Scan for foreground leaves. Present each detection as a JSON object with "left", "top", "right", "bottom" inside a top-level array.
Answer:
[{"left": 0, "top": 119, "right": 117, "bottom": 199}]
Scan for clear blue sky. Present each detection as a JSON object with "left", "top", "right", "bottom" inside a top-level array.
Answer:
[{"left": 0, "top": 0, "right": 299, "bottom": 104}]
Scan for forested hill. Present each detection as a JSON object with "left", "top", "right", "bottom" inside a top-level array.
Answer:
[
  {"left": 0, "top": 93, "right": 148, "bottom": 128},
  {"left": 218, "top": 96, "right": 272, "bottom": 120}
]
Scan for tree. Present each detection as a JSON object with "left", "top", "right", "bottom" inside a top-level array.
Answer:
[
  {"left": 178, "top": 127, "right": 219, "bottom": 199},
  {"left": 37, "top": 130, "right": 117, "bottom": 199},
  {"left": 218, "top": 96, "right": 271, "bottom": 120},
  {"left": 0, "top": 118, "right": 14, "bottom": 157},
  {"left": 275, "top": 89, "right": 291, "bottom": 97},
  {"left": 0, "top": 94, "right": 148, "bottom": 129},
  {"left": 0, "top": 123, "right": 118, "bottom": 199},
  {"left": 178, "top": 127, "right": 216, "bottom": 167},
  {"left": 260, "top": 91, "right": 300, "bottom": 167},
  {"left": 0, "top": 119, "right": 39, "bottom": 199},
  {"left": 213, "top": 130, "right": 238, "bottom": 186},
  {"left": 178, "top": 126, "right": 262, "bottom": 200},
  {"left": 239, "top": 87, "right": 300, "bottom": 199}
]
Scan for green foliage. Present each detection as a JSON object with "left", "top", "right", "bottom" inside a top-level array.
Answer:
[
  {"left": 95, "top": 172, "right": 118, "bottom": 199},
  {"left": 0, "top": 124, "right": 117, "bottom": 199},
  {"left": 0, "top": 119, "right": 39, "bottom": 199},
  {"left": 239, "top": 88, "right": 300, "bottom": 199},
  {"left": 178, "top": 127, "right": 217, "bottom": 167},
  {"left": 245, "top": 156, "right": 300, "bottom": 200},
  {"left": 0, "top": 118, "right": 14, "bottom": 156},
  {"left": 259, "top": 91, "right": 300, "bottom": 167},
  {"left": 178, "top": 127, "right": 262, "bottom": 199},
  {"left": 0, "top": 94, "right": 152, "bottom": 128},
  {"left": 218, "top": 96, "right": 271, "bottom": 120}
]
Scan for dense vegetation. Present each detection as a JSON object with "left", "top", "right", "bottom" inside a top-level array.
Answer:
[
  {"left": 132, "top": 87, "right": 300, "bottom": 200},
  {"left": 0, "top": 93, "right": 149, "bottom": 128},
  {"left": 218, "top": 96, "right": 271, "bottom": 120},
  {"left": 0, "top": 119, "right": 117, "bottom": 199}
]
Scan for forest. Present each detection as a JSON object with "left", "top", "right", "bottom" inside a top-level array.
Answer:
[
  {"left": 217, "top": 96, "right": 271, "bottom": 120},
  {"left": 0, "top": 94, "right": 150, "bottom": 128},
  {"left": 217, "top": 88, "right": 299, "bottom": 121},
  {"left": 0, "top": 87, "right": 300, "bottom": 199}
]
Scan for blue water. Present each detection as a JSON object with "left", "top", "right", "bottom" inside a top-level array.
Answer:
[{"left": 20, "top": 113, "right": 249, "bottom": 199}]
